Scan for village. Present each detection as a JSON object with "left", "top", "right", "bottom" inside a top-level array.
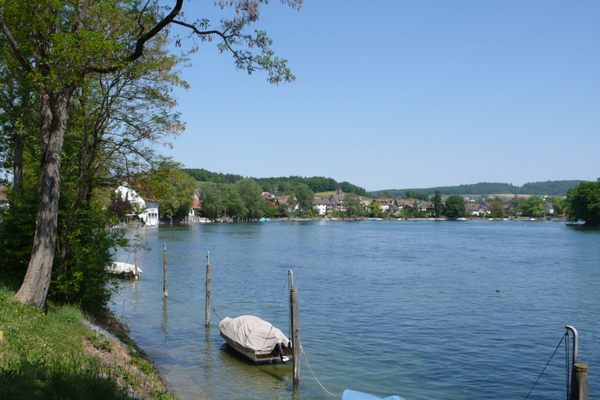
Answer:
[{"left": 110, "top": 183, "right": 564, "bottom": 225}]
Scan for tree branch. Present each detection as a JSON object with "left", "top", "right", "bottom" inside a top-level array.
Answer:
[
  {"left": 0, "top": 15, "right": 32, "bottom": 71},
  {"left": 86, "top": 0, "right": 184, "bottom": 74}
]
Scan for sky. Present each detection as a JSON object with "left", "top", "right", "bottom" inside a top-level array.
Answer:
[{"left": 165, "top": 1, "right": 600, "bottom": 191}]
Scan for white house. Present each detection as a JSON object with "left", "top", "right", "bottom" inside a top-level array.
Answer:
[
  {"left": 114, "top": 184, "right": 159, "bottom": 226},
  {"left": 313, "top": 197, "right": 330, "bottom": 216}
]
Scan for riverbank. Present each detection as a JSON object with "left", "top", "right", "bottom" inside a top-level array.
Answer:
[{"left": 0, "top": 285, "right": 176, "bottom": 400}]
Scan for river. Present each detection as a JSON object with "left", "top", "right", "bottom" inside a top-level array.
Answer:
[{"left": 111, "top": 220, "right": 600, "bottom": 399}]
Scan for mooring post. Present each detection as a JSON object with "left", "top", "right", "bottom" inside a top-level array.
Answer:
[
  {"left": 288, "top": 270, "right": 294, "bottom": 339},
  {"left": 134, "top": 250, "right": 139, "bottom": 280},
  {"left": 571, "top": 364, "right": 589, "bottom": 400},
  {"left": 290, "top": 286, "right": 300, "bottom": 387},
  {"left": 163, "top": 243, "right": 168, "bottom": 297},
  {"left": 205, "top": 251, "right": 211, "bottom": 327}
]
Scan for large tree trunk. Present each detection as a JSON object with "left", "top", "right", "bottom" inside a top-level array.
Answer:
[
  {"left": 12, "top": 125, "right": 24, "bottom": 194},
  {"left": 15, "top": 88, "right": 71, "bottom": 308}
]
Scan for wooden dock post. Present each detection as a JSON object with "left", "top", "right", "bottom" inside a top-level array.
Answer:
[
  {"left": 205, "top": 251, "right": 211, "bottom": 327},
  {"left": 290, "top": 286, "right": 300, "bottom": 388},
  {"left": 570, "top": 364, "right": 589, "bottom": 400},
  {"left": 134, "top": 250, "right": 139, "bottom": 280},
  {"left": 162, "top": 243, "right": 168, "bottom": 297}
]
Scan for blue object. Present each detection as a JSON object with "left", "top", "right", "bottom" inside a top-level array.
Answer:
[{"left": 342, "top": 389, "right": 406, "bottom": 400}]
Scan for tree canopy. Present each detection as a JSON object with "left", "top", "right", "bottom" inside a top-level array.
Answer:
[
  {"left": 567, "top": 180, "right": 600, "bottom": 226},
  {"left": 0, "top": 0, "right": 302, "bottom": 309},
  {"left": 444, "top": 195, "right": 466, "bottom": 219}
]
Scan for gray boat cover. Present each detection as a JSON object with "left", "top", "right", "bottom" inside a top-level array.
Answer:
[{"left": 219, "top": 315, "right": 290, "bottom": 354}]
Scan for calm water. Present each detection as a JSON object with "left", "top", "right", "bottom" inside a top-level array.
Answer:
[{"left": 111, "top": 221, "right": 600, "bottom": 399}]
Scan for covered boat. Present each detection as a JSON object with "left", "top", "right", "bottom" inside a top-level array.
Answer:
[{"left": 219, "top": 315, "right": 293, "bottom": 364}]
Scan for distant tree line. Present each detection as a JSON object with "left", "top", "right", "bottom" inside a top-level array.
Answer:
[
  {"left": 183, "top": 169, "right": 367, "bottom": 196},
  {"left": 370, "top": 180, "right": 583, "bottom": 198}
]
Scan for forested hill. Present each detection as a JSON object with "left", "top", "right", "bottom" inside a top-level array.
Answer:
[
  {"left": 370, "top": 180, "right": 583, "bottom": 197},
  {"left": 182, "top": 168, "right": 367, "bottom": 195}
]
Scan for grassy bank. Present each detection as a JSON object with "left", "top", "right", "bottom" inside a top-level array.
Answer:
[{"left": 0, "top": 286, "right": 175, "bottom": 400}]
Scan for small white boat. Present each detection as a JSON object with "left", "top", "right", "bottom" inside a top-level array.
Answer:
[
  {"left": 106, "top": 262, "right": 142, "bottom": 279},
  {"left": 219, "top": 315, "right": 292, "bottom": 364}
]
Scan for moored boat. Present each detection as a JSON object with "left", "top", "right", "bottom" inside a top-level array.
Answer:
[{"left": 219, "top": 315, "right": 293, "bottom": 364}]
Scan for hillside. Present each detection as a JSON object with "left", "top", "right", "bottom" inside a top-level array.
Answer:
[
  {"left": 370, "top": 180, "right": 583, "bottom": 197},
  {"left": 182, "top": 168, "right": 368, "bottom": 195}
]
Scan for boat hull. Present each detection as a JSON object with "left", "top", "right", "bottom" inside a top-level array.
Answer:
[{"left": 220, "top": 331, "right": 293, "bottom": 364}]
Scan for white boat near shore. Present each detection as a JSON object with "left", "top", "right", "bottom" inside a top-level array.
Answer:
[{"left": 106, "top": 262, "right": 142, "bottom": 278}]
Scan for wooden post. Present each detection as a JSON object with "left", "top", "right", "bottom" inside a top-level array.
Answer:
[
  {"left": 134, "top": 250, "right": 139, "bottom": 280},
  {"left": 162, "top": 243, "right": 168, "bottom": 297},
  {"left": 290, "top": 287, "right": 300, "bottom": 387},
  {"left": 570, "top": 364, "right": 589, "bottom": 400},
  {"left": 205, "top": 251, "right": 211, "bottom": 327},
  {"left": 288, "top": 270, "right": 294, "bottom": 339}
]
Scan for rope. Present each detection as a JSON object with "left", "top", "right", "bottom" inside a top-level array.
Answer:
[
  {"left": 301, "top": 344, "right": 338, "bottom": 398},
  {"left": 212, "top": 307, "right": 224, "bottom": 321},
  {"left": 524, "top": 333, "right": 566, "bottom": 400}
]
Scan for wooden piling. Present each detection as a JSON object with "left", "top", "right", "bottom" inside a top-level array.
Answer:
[
  {"left": 290, "top": 287, "right": 300, "bottom": 387},
  {"left": 205, "top": 251, "right": 211, "bottom": 327},
  {"left": 570, "top": 363, "right": 589, "bottom": 400},
  {"left": 134, "top": 250, "right": 139, "bottom": 280},
  {"left": 163, "top": 243, "right": 168, "bottom": 297}
]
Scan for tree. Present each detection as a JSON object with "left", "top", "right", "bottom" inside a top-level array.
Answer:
[
  {"left": 199, "top": 183, "right": 225, "bottom": 220},
  {"left": 519, "top": 196, "right": 544, "bottom": 218},
  {"left": 432, "top": 191, "right": 443, "bottom": 217},
  {"left": 550, "top": 196, "right": 567, "bottom": 217},
  {"left": 566, "top": 180, "right": 600, "bottom": 226},
  {"left": 368, "top": 201, "right": 383, "bottom": 218},
  {"left": 223, "top": 184, "right": 247, "bottom": 220},
  {"left": 444, "top": 195, "right": 466, "bottom": 219},
  {"left": 345, "top": 193, "right": 363, "bottom": 218},
  {"left": 1, "top": 0, "right": 301, "bottom": 308},
  {"left": 488, "top": 198, "right": 505, "bottom": 218},
  {"left": 293, "top": 183, "right": 313, "bottom": 212},
  {"left": 237, "top": 179, "right": 264, "bottom": 220},
  {"left": 133, "top": 162, "right": 197, "bottom": 223}
]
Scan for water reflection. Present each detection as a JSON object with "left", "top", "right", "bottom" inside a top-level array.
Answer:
[{"left": 161, "top": 297, "right": 169, "bottom": 339}]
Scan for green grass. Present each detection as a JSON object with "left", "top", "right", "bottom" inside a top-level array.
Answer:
[
  {"left": 314, "top": 191, "right": 336, "bottom": 198},
  {"left": 0, "top": 286, "right": 175, "bottom": 399}
]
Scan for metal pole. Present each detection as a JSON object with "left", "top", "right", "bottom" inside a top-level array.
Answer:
[
  {"left": 566, "top": 325, "right": 588, "bottom": 400},
  {"left": 205, "top": 251, "right": 211, "bottom": 327},
  {"left": 565, "top": 325, "right": 579, "bottom": 366}
]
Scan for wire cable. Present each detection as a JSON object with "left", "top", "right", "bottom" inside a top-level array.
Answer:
[
  {"left": 524, "top": 333, "right": 566, "bottom": 400},
  {"left": 301, "top": 344, "right": 338, "bottom": 398}
]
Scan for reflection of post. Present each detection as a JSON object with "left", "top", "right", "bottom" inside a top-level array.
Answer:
[
  {"left": 134, "top": 250, "right": 139, "bottom": 280},
  {"left": 161, "top": 296, "right": 169, "bottom": 338},
  {"left": 163, "top": 243, "right": 168, "bottom": 297},
  {"left": 205, "top": 251, "right": 211, "bottom": 327},
  {"left": 290, "top": 287, "right": 300, "bottom": 388}
]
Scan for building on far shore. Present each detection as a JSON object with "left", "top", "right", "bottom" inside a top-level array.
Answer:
[{"left": 114, "top": 184, "right": 159, "bottom": 226}]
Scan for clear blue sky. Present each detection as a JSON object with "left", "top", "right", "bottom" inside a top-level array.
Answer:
[{"left": 167, "top": 1, "right": 599, "bottom": 191}]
